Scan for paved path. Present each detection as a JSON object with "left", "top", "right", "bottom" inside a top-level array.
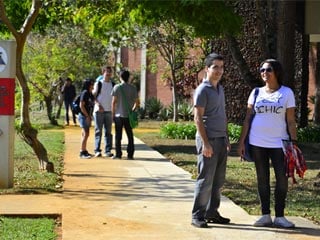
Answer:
[{"left": 0, "top": 127, "right": 319, "bottom": 239}]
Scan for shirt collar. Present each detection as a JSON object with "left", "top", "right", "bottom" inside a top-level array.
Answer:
[{"left": 203, "top": 79, "right": 220, "bottom": 88}]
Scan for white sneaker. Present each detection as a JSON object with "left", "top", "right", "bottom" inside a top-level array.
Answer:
[
  {"left": 95, "top": 152, "right": 102, "bottom": 157},
  {"left": 253, "top": 214, "right": 273, "bottom": 227},
  {"left": 274, "top": 217, "right": 295, "bottom": 228}
]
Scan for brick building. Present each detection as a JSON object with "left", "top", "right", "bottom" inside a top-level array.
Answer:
[{"left": 120, "top": 46, "right": 174, "bottom": 108}]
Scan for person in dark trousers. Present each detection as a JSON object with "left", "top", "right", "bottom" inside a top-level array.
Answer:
[
  {"left": 191, "top": 53, "right": 231, "bottom": 228},
  {"left": 238, "top": 59, "right": 297, "bottom": 228},
  {"left": 61, "top": 77, "right": 77, "bottom": 126},
  {"left": 93, "top": 66, "right": 115, "bottom": 158},
  {"left": 78, "top": 79, "right": 95, "bottom": 159},
  {"left": 111, "top": 69, "right": 139, "bottom": 160}
]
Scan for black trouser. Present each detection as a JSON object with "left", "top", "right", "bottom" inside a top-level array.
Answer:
[
  {"left": 251, "top": 145, "right": 288, "bottom": 217},
  {"left": 64, "top": 99, "right": 76, "bottom": 124},
  {"left": 114, "top": 117, "right": 134, "bottom": 158}
]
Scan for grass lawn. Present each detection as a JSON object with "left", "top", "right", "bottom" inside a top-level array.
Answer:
[
  {"left": 134, "top": 120, "right": 320, "bottom": 225},
  {"left": 0, "top": 216, "right": 59, "bottom": 240},
  {"left": 0, "top": 124, "right": 64, "bottom": 239}
]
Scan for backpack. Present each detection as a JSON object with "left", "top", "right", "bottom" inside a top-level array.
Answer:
[{"left": 71, "top": 95, "right": 81, "bottom": 115}]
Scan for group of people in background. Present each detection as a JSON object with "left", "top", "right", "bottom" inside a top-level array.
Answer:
[
  {"left": 191, "top": 53, "right": 297, "bottom": 229},
  {"left": 61, "top": 66, "right": 139, "bottom": 160}
]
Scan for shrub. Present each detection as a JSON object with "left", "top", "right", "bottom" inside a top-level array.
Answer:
[
  {"left": 227, "top": 123, "right": 242, "bottom": 142},
  {"left": 160, "top": 122, "right": 196, "bottom": 139},
  {"left": 297, "top": 125, "right": 320, "bottom": 143},
  {"left": 158, "top": 107, "right": 170, "bottom": 121},
  {"left": 227, "top": 123, "right": 320, "bottom": 143},
  {"left": 178, "top": 101, "right": 193, "bottom": 121},
  {"left": 145, "top": 97, "right": 163, "bottom": 119},
  {"left": 167, "top": 101, "right": 194, "bottom": 121},
  {"left": 159, "top": 121, "right": 320, "bottom": 144}
]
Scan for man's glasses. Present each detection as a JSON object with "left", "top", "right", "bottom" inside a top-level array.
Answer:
[{"left": 259, "top": 67, "right": 273, "bottom": 73}]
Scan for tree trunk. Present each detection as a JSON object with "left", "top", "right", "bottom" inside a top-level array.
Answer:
[
  {"left": 171, "top": 70, "right": 178, "bottom": 122},
  {"left": 16, "top": 40, "right": 54, "bottom": 172},
  {"left": 276, "top": 1, "right": 296, "bottom": 89},
  {"left": 0, "top": 0, "right": 54, "bottom": 172},
  {"left": 225, "top": 35, "right": 257, "bottom": 88},
  {"left": 299, "top": 33, "right": 310, "bottom": 128},
  {"left": 44, "top": 96, "right": 58, "bottom": 125},
  {"left": 314, "top": 43, "right": 320, "bottom": 125},
  {"left": 296, "top": 0, "right": 309, "bottom": 128}
]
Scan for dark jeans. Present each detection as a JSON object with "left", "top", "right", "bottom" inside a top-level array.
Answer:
[
  {"left": 251, "top": 145, "right": 288, "bottom": 217},
  {"left": 114, "top": 117, "right": 134, "bottom": 158},
  {"left": 192, "top": 137, "right": 228, "bottom": 220},
  {"left": 64, "top": 100, "right": 76, "bottom": 124}
]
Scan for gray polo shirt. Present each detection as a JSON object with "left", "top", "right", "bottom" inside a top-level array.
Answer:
[{"left": 193, "top": 79, "right": 227, "bottom": 139}]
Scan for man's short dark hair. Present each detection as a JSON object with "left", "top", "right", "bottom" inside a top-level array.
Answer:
[
  {"left": 205, "top": 53, "right": 224, "bottom": 67},
  {"left": 119, "top": 69, "right": 130, "bottom": 82}
]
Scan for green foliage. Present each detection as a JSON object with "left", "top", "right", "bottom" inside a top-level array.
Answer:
[
  {"left": 228, "top": 123, "right": 320, "bottom": 144},
  {"left": 178, "top": 101, "right": 193, "bottom": 121},
  {"left": 0, "top": 1, "right": 31, "bottom": 34},
  {"left": 21, "top": 25, "right": 105, "bottom": 120},
  {"left": 0, "top": 217, "right": 57, "bottom": 240},
  {"left": 145, "top": 97, "right": 164, "bottom": 119},
  {"left": 227, "top": 123, "right": 242, "bottom": 142},
  {"left": 127, "top": 0, "right": 242, "bottom": 38},
  {"left": 158, "top": 107, "right": 170, "bottom": 121},
  {"left": 160, "top": 122, "right": 196, "bottom": 139},
  {"left": 297, "top": 125, "right": 320, "bottom": 143}
]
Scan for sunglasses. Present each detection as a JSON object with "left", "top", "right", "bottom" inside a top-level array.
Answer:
[{"left": 259, "top": 67, "right": 273, "bottom": 73}]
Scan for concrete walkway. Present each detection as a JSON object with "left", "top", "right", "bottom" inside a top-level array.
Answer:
[{"left": 0, "top": 126, "right": 319, "bottom": 239}]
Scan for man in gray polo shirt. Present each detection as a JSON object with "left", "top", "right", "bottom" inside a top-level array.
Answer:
[{"left": 191, "top": 53, "right": 231, "bottom": 228}]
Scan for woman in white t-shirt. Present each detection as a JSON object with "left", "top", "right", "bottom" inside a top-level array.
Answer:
[{"left": 238, "top": 59, "right": 297, "bottom": 228}]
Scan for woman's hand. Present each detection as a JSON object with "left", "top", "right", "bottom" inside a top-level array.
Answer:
[{"left": 237, "top": 141, "right": 245, "bottom": 160}]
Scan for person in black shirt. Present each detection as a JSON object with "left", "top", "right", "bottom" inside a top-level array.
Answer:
[
  {"left": 61, "top": 77, "right": 77, "bottom": 125},
  {"left": 78, "top": 79, "right": 95, "bottom": 159}
]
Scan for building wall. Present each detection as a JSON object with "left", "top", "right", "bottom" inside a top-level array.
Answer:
[{"left": 121, "top": 47, "right": 173, "bottom": 107}]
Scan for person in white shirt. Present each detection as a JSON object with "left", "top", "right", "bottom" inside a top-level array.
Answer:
[
  {"left": 238, "top": 59, "right": 297, "bottom": 228},
  {"left": 93, "top": 66, "right": 115, "bottom": 157}
]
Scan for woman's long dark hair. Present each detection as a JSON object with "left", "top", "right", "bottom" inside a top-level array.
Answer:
[
  {"left": 259, "top": 59, "right": 283, "bottom": 85},
  {"left": 81, "top": 78, "right": 94, "bottom": 91}
]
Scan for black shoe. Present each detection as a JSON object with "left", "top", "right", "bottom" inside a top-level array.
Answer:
[
  {"left": 127, "top": 156, "right": 134, "bottom": 160},
  {"left": 112, "top": 155, "right": 121, "bottom": 159},
  {"left": 191, "top": 219, "right": 208, "bottom": 228},
  {"left": 80, "top": 151, "right": 92, "bottom": 159},
  {"left": 205, "top": 214, "right": 230, "bottom": 224}
]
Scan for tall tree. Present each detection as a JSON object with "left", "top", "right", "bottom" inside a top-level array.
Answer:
[
  {"left": 276, "top": 0, "right": 296, "bottom": 89},
  {"left": 24, "top": 26, "right": 105, "bottom": 123},
  {"left": 315, "top": 43, "right": 320, "bottom": 124},
  {"left": 148, "top": 20, "right": 193, "bottom": 121},
  {"left": 124, "top": 0, "right": 242, "bottom": 121},
  {"left": 0, "top": 0, "right": 53, "bottom": 171}
]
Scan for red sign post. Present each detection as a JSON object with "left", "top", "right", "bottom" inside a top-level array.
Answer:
[
  {"left": 0, "top": 40, "right": 16, "bottom": 188},
  {"left": 0, "top": 78, "right": 15, "bottom": 115}
]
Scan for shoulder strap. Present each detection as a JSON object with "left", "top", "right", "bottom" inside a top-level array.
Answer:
[
  {"left": 253, "top": 88, "right": 259, "bottom": 109},
  {"left": 96, "top": 81, "right": 102, "bottom": 97}
]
